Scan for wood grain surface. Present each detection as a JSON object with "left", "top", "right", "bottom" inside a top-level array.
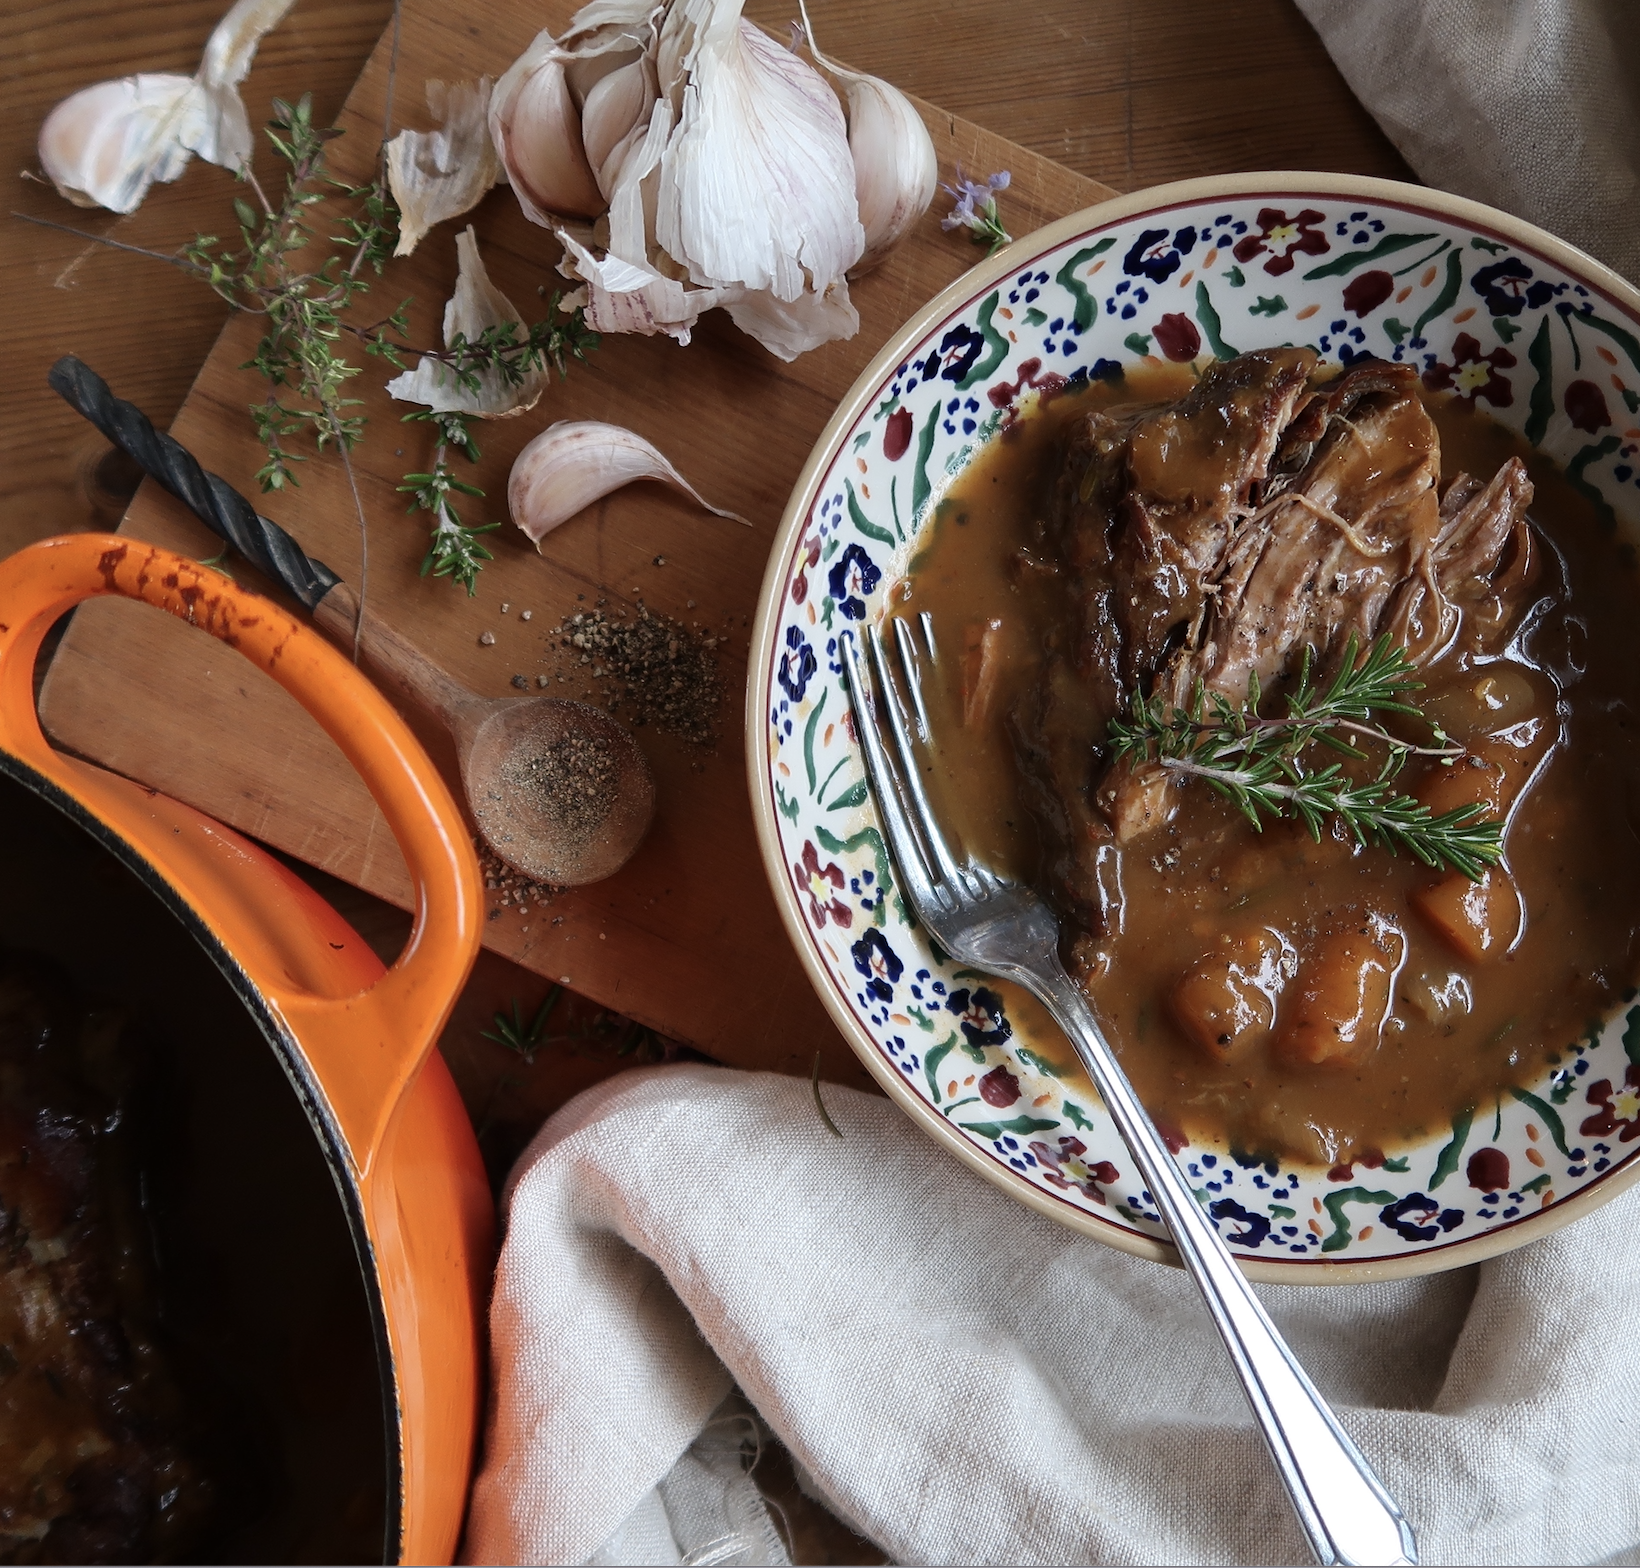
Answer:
[{"left": 4, "top": 0, "right": 1411, "bottom": 1128}]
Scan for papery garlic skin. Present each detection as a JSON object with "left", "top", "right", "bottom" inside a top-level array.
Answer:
[
  {"left": 656, "top": 15, "right": 861, "bottom": 300},
  {"left": 40, "top": 75, "right": 203, "bottom": 212},
  {"left": 796, "top": 0, "right": 936, "bottom": 272},
  {"left": 37, "top": 0, "right": 295, "bottom": 213},
  {"left": 387, "top": 79, "right": 503, "bottom": 257},
  {"left": 386, "top": 227, "right": 548, "bottom": 417},
  {"left": 510, "top": 421, "right": 748, "bottom": 548},
  {"left": 726, "top": 279, "right": 859, "bottom": 362}
]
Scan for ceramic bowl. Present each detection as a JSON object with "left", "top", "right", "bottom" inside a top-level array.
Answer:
[{"left": 748, "top": 173, "right": 1640, "bottom": 1283}]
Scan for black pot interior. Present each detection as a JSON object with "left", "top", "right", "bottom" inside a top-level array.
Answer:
[{"left": 0, "top": 762, "right": 392, "bottom": 1565}]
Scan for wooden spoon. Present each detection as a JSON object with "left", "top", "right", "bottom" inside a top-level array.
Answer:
[{"left": 50, "top": 356, "right": 655, "bottom": 887}]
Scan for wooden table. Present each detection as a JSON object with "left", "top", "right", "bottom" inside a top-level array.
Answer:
[{"left": 0, "top": 0, "right": 1410, "bottom": 1174}]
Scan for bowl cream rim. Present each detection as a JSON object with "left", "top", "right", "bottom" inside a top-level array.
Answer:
[{"left": 747, "top": 171, "right": 1640, "bottom": 1285}]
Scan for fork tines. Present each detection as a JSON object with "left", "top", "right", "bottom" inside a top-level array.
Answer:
[{"left": 842, "top": 617, "right": 971, "bottom": 912}]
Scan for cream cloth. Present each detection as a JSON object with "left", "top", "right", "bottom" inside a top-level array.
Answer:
[
  {"left": 1296, "top": 0, "right": 1640, "bottom": 284},
  {"left": 463, "top": 1064, "right": 1640, "bottom": 1565}
]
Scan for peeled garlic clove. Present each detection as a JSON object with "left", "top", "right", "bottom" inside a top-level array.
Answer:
[
  {"left": 386, "top": 227, "right": 548, "bottom": 417},
  {"left": 510, "top": 421, "right": 750, "bottom": 548},
  {"left": 797, "top": 0, "right": 935, "bottom": 271},
  {"left": 656, "top": 16, "right": 861, "bottom": 303},
  {"left": 37, "top": 0, "right": 295, "bottom": 212},
  {"left": 387, "top": 78, "right": 503, "bottom": 257}
]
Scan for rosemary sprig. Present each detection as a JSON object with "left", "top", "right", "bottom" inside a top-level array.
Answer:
[
  {"left": 481, "top": 986, "right": 564, "bottom": 1065},
  {"left": 1108, "top": 634, "right": 1504, "bottom": 880},
  {"left": 398, "top": 409, "right": 498, "bottom": 595}
]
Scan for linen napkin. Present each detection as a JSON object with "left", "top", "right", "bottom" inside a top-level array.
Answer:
[
  {"left": 463, "top": 1062, "right": 1640, "bottom": 1566},
  {"left": 1296, "top": 0, "right": 1640, "bottom": 284}
]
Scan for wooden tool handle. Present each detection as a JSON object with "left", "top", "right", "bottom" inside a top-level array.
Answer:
[{"left": 314, "top": 583, "right": 489, "bottom": 736}]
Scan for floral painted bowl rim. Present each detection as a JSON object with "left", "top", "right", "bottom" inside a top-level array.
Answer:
[{"left": 746, "top": 171, "right": 1640, "bottom": 1284}]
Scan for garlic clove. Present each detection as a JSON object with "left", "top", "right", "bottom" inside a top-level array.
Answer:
[
  {"left": 510, "top": 420, "right": 750, "bottom": 549},
  {"left": 725, "top": 277, "right": 859, "bottom": 362},
  {"left": 796, "top": 0, "right": 936, "bottom": 272},
  {"left": 655, "top": 15, "right": 862, "bottom": 302},
  {"left": 39, "top": 74, "right": 204, "bottom": 212},
  {"left": 386, "top": 227, "right": 548, "bottom": 417},
  {"left": 387, "top": 79, "right": 504, "bottom": 257},
  {"left": 490, "top": 8, "right": 659, "bottom": 227},
  {"left": 581, "top": 56, "right": 656, "bottom": 201},
  {"left": 489, "top": 35, "right": 604, "bottom": 224},
  {"left": 37, "top": 0, "right": 295, "bottom": 212}
]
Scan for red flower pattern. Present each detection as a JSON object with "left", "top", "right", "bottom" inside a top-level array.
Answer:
[
  {"left": 1422, "top": 333, "right": 1517, "bottom": 408},
  {"left": 1029, "top": 1136, "right": 1120, "bottom": 1202},
  {"left": 1153, "top": 313, "right": 1202, "bottom": 362},
  {"left": 794, "top": 840, "right": 852, "bottom": 929},
  {"left": 1581, "top": 1064, "right": 1640, "bottom": 1143},
  {"left": 1565, "top": 379, "right": 1612, "bottom": 433},
  {"left": 1231, "top": 207, "right": 1329, "bottom": 276}
]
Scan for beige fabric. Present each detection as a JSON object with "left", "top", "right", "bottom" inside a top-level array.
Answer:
[
  {"left": 1296, "top": 0, "right": 1640, "bottom": 284},
  {"left": 464, "top": 1064, "right": 1640, "bottom": 1565}
]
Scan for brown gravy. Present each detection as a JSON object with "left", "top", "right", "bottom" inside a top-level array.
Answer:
[{"left": 901, "top": 367, "right": 1640, "bottom": 1166}]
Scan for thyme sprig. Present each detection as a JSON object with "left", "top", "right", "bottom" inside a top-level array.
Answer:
[
  {"left": 23, "top": 90, "right": 597, "bottom": 596},
  {"left": 398, "top": 410, "right": 497, "bottom": 595},
  {"left": 1108, "top": 634, "right": 1504, "bottom": 880}
]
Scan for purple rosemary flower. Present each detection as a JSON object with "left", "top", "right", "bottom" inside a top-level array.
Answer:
[{"left": 941, "top": 167, "right": 1013, "bottom": 255}]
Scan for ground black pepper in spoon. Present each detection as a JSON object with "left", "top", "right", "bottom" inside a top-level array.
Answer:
[{"left": 49, "top": 355, "right": 654, "bottom": 887}]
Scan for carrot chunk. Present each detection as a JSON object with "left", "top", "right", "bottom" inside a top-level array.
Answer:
[
  {"left": 1410, "top": 867, "right": 1521, "bottom": 963},
  {"left": 1276, "top": 928, "right": 1399, "bottom": 1067},
  {"left": 1170, "top": 928, "right": 1293, "bottom": 1061}
]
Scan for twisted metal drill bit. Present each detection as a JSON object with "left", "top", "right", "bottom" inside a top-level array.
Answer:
[{"left": 48, "top": 355, "right": 341, "bottom": 612}]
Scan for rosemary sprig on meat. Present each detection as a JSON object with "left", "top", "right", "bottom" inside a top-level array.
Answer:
[{"left": 1107, "top": 634, "right": 1504, "bottom": 880}]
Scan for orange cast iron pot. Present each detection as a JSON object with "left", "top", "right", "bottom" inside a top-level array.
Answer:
[{"left": 0, "top": 532, "right": 494, "bottom": 1564}]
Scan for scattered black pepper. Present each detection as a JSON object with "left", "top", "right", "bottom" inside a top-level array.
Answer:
[
  {"left": 546, "top": 602, "right": 722, "bottom": 747},
  {"left": 478, "top": 841, "right": 560, "bottom": 912}
]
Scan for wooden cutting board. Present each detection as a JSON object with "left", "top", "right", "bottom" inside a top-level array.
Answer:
[{"left": 38, "top": 0, "right": 1115, "bottom": 1083}]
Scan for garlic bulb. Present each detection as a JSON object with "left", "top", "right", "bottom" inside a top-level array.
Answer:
[
  {"left": 510, "top": 421, "right": 749, "bottom": 548},
  {"left": 38, "top": 0, "right": 295, "bottom": 213},
  {"left": 386, "top": 227, "right": 547, "bottom": 417},
  {"left": 386, "top": 79, "right": 503, "bottom": 257},
  {"left": 491, "top": 0, "right": 884, "bottom": 361},
  {"left": 797, "top": 0, "right": 937, "bottom": 272}
]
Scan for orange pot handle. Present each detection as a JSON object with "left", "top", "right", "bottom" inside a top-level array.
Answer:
[{"left": 0, "top": 533, "right": 482, "bottom": 1176}]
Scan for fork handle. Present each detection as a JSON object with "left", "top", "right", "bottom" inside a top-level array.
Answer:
[{"left": 1016, "top": 963, "right": 1418, "bottom": 1567}]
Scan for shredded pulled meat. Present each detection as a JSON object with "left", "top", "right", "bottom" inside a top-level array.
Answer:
[
  {"left": 1016, "top": 350, "right": 1538, "bottom": 922},
  {"left": 0, "top": 956, "right": 212, "bottom": 1564}
]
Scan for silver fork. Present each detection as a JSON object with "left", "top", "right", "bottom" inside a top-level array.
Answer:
[{"left": 843, "top": 617, "right": 1417, "bottom": 1568}]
